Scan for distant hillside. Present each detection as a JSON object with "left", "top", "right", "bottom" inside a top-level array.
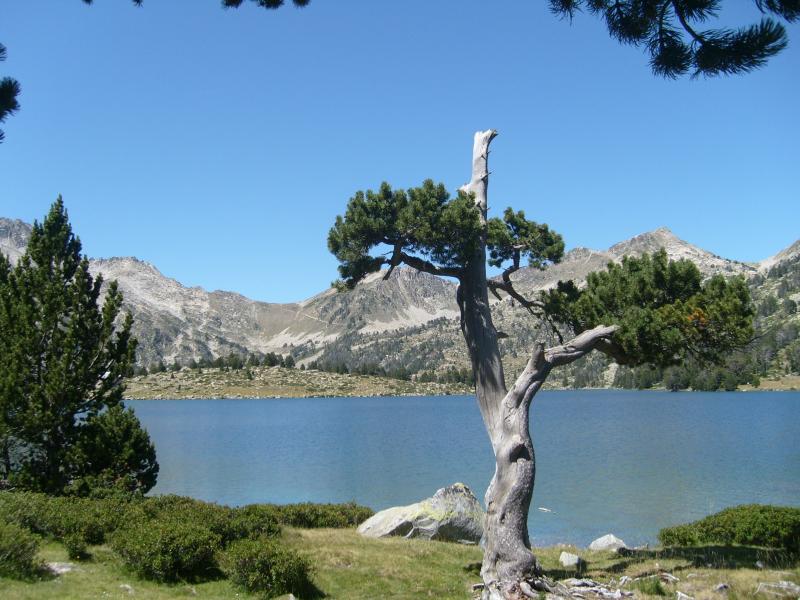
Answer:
[
  {"left": 0, "top": 219, "right": 456, "bottom": 366},
  {"left": 2, "top": 216, "right": 798, "bottom": 390}
]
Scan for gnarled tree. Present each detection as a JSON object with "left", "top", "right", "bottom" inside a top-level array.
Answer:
[{"left": 328, "top": 130, "right": 753, "bottom": 599}]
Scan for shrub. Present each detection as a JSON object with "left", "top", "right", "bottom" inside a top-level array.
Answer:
[
  {"left": 127, "top": 495, "right": 243, "bottom": 545},
  {"left": 658, "top": 523, "right": 698, "bottom": 547},
  {"left": 111, "top": 517, "right": 222, "bottom": 582},
  {"left": 658, "top": 505, "right": 800, "bottom": 552},
  {"left": 0, "top": 521, "right": 43, "bottom": 579},
  {"left": 220, "top": 538, "right": 312, "bottom": 598},
  {"left": 230, "top": 505, "right": 282, "bottom": 540},
  {"left": 268, "top": 501, "right": 374, "bottom": 528},
  {"left": 63, "top": 532, "right": 89, "bottom": 560},
  {"left": 0, "top": 491, "right": 129, "bottom": 545}
]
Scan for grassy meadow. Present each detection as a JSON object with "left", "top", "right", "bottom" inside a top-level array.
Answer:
[{"left": 2, "top": 528, "right": 798, "bottom": 600}]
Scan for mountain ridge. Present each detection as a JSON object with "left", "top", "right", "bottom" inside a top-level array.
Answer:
[{"left": 1, "top": 216, "right": 797, "bottom": 369}]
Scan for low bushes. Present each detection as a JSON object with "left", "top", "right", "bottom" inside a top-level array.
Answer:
[
  {"left": 267, "top": 501, "right": 374, "bottom": 528},
  {"left": 127, "top": 495, "right": 246, "bottom": 545},
  {"left": 63, "top": 532, "right": 89, "bottom": 561},
  {"left": 0, "top": 489, "right": 373, "bottom": 589},
  {"left": 0, "top": 521, "right": 43, "bottom": 579},
  {"left": 109, "top": 497, "right": 368, "bottom": 583},
  {"left": 658, "top": 504, "right": 800, "bottom": 552},
  {"left": 111, "top": 517, "right": 223, "bottom": 582},
  {"left": 0, "top": 491, "right": 128, "bottom": 545},
  {"left": 230, "top": 504, "right": 283, "bottom": 540},
  {"left": 221, "top": 537, "right": 312, "bottom": 598}
]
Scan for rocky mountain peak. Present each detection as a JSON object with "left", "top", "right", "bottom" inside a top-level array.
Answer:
[
  {"left": 0, "top": 217, "right": 32, "bottom": 264},
  {"left": 607, "top": 227, "right": 755, "bottom": 277},
  {"left": 607, "top": 226, "right": 683, "bottom": 258},
  {"left": 759, "top": 239, "right": 800, "bottom": 273}
]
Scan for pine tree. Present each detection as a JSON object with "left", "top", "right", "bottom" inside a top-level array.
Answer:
[
  {"left": 329, "top": 131, "right": 754, "bottom": 599},
  {"left": 0, "top": 198, "right": 157, "bottom": 495},
  {"left": 68, "top": 404, "right": 158, "bottom": 496}
]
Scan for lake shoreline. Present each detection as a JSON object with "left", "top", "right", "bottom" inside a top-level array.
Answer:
[{"left": 122, "top": 365, "right": 799, "bottom": 401}]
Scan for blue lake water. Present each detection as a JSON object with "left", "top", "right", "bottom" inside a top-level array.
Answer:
[{"left": 128, "top": 390, "right": 800, "bottom": 547}]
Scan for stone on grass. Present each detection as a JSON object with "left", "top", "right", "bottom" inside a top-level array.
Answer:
[
  {"left": 755, "top": 581, "right": 800, "bottom": 597},
  {"left": 676, "top": 592, "right": 694, "bottom": 600},
  {"left": 588, "top": 534, "right": 628, "bottom": 552},
  {"left": 47, "top": 562, "right": 77, "bottom": 575},
  {"left": 559, "top": 551, "right": 586, "bottom": 569},
  {"left": 357, "top": 482, "right": 484, "bottom": 543}
]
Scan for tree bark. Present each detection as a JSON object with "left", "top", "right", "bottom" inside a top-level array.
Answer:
[{"left": 456, "top": 130, "right": 619, "bottom": 599}]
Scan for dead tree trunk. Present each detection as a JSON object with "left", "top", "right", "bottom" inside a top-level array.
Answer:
[{"left": 457, "top": 130, "right": 618, "bottom": 600}]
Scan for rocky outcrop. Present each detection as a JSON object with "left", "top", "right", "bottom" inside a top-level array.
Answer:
[
  {"left": 559, "top": 551, "right": 586, "bottom": 569},
  {"left": 0, "top": 218, "right": 31, "bottom": 265},
  {"left": 588, "top": 533, "right": 628, "bottom": 552},
  {"left": 356, "top": 483, "right": 484, "bottom": 543}
]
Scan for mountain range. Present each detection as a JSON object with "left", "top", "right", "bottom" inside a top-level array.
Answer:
[{"left": 1, "top": 217, "right": 798, "bottom": 377}]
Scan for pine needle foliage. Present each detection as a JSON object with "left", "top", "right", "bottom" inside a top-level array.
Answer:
[
  {"left": 328, "top": 180, "right": 483, "bottom": 287},
  {"left": 540, "top": 249, "right": 754, "bottom": 365},
  {"left": 0, "top": 43, "right": 21, "bottom": 143},
  {"left": 329, "top": 180, "right": 754, "bottom": 372},
  {"left": 549, "top": 0, "right": 797, "bottom": 77},
  {"left": 0, "top": 198, "right": 156, "bottom": 495}
]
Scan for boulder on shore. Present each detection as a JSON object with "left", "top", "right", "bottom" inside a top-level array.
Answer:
[
  {"left": 559, "top": 551, "right": 586, "bottom": 570},
  {"left": 356, "top": 483, "right": 484, "bottom": 544},
  {"left": 588, "top": 533, "right": 628, "bottom": 552}
]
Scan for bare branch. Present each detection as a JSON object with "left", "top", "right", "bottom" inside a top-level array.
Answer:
[
  {"left": 379, "top": 241, "right": 463, "bottom": 280},
  {"left": 382, "top": 241, "right": 404, "bottom": 281},
  {"left": 545, "top": 324, "right": 619, "bottom": 367},
  {"left": 502, "top": 324, "right": 619, "bottom": 412},
  {"left": 487, "top": 280, "right": 545, "bottom": 314},
  {"left": 594, "top": 336, "right": 628, "bottom": 364},
  {"left": 398, "top": 252, "right": 462, "bottom": 279}
]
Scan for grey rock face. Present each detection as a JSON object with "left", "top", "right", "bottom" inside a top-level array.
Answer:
[
  {"left": 0, "top": 218, "right": 32, "bottom": 265},
  {"left": 356, "top": 483, "right": 484, "bottom": 543},
  {"left": 588, "top": 533, "right": 628, "bottom": 552}
]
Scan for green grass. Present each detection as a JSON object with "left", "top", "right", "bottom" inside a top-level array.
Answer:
[
  {"left": 631, "top": 577, "right": 667, "bottom": 596},
  {"left": 2, "top": 532, "right": 799, "bottom": 599},
  {"left": 281, "top": 528, "right": 482, "bottom": 599},
  {"left": 0, "top": 541, "right": 237, "bottom": 600}
]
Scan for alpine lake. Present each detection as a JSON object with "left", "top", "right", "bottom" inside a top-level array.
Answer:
[{"left": 128, "top": 390, "right": 800, "bottom": 547}]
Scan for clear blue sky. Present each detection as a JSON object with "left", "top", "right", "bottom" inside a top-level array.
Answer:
[{"left": 1, "top": 1, "right": 798, "bottom": 303}]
